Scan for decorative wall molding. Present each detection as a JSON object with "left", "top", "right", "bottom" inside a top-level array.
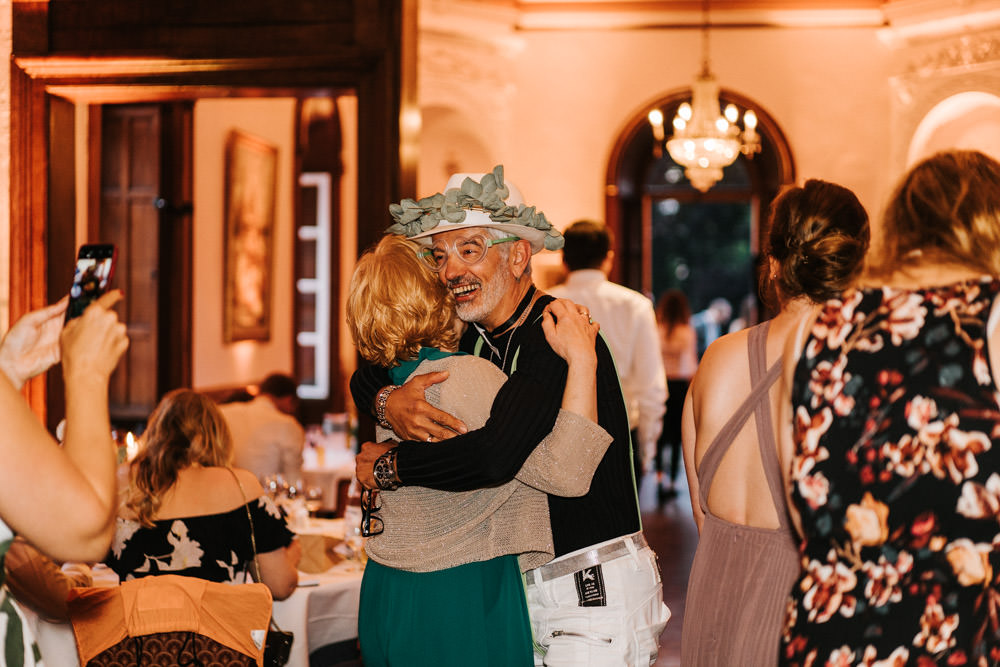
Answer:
[
  {"left": 881, "top": 0, "right": 1000, "bottom": 44},
  {"left": 423, "top": 0, "right": 887, "bottom": 31},
  {"left": 886, "top": 21, "right": 1000, "bottom": 174},
  {"left": 901, "top": 32, "right": 1000, "bottom": 76}
]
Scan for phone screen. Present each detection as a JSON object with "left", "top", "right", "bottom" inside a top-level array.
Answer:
[{"left": 66, "top": 244, "right": 117, "bottom": 321}]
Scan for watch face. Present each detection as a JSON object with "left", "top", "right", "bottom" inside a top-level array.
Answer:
[
  {"left": 374, "top": 451, "right": 398, "bottom": 490},
  {"left": 374, "top": 458, "right": 387, "bottom": 485}
]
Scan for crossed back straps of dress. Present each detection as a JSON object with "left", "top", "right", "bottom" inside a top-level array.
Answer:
[{"left": 694, "top": 321, "right": 790, "bottom": 531}]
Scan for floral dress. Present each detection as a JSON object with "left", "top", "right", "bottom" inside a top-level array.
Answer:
[
  {"left": 0, "top": 519, "right": 41, "bottom": 666},
  {"left": 105, "top": 495, "right": 293, "bottom": 583},
  {"left": 782, "top": 278, "right": 1000, "bottom": 666}
]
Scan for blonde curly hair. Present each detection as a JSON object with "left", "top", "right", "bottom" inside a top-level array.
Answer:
[{"left": 347, "top": 234, "right": 459, "bottom": 367}]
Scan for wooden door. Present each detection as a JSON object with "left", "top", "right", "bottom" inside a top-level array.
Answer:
[
  {"left": 101, "top": 105, "right": 160, "bottom": 421},
  {"left": 100, "top": 104, "right": 192, "bottom": 424}
]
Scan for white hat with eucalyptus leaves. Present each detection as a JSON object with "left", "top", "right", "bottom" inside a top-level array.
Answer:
[{"left": 386, "top": 165, "right": 564, "bottom": 254}]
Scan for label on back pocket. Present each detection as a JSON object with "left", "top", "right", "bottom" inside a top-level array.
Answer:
[{"left": 574, "top": 564, "right": 607, "bottom": 607}]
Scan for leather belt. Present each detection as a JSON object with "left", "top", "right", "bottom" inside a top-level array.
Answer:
[{"left": 526, "top": 533, "right": 647, "bottom": 585}]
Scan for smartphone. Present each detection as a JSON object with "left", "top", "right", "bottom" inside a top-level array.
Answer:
[{"left": 65, "top": 243, "right": 117, "bottom": 321}]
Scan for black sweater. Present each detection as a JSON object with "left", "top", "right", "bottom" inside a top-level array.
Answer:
[{"left": 350, "top": 293, "right": 640, "bottom": 556}]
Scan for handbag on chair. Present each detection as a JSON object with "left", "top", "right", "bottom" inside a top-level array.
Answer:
[
  {"left": 262, "top": 627, "right": 293, "bottom": 667},
  {"left": 230, "top": 468, "right": 294, "bottom": 667}
]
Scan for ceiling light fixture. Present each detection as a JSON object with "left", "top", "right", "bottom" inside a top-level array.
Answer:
[{"left": 649, "top": 0, "right": 761, "bottom": 192}]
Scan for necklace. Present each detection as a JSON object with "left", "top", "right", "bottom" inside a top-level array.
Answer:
[
  {"left": 491, "top": 285, "right": 537, "bottom": 335},
  {"left": 498, "top": 307, "right": 529, "bottom": 369},
  {"left": 474, "top": 286, "right": 540, "bottom": 371}
]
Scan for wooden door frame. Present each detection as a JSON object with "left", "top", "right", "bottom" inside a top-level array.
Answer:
[
  {"left": 10, "top": 55, "right": 406, "bottom": 418},
  {"left": 157, "top": 102, "right": 195, "bottom": 400}
]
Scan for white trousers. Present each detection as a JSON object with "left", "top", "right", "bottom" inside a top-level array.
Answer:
[{"left": 525, "top": 532, "right": 671, "bottom": 666}]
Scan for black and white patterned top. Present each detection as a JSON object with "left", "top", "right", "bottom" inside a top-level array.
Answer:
[{"left": 105, "top": 495, "right": 293, "bottom": 583}]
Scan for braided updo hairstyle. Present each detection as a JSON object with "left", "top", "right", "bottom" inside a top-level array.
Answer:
[{"left": 763, "top": 179, "right": 869, "bottom": 306}]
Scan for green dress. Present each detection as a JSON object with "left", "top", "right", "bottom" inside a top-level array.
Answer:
[{"left": 357, "top": 348, "right": 533, "bottom": 667}]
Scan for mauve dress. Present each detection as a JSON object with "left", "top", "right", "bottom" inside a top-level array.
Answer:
[{"left": 681, "top": 321, "right": 801, "bottom": 666}]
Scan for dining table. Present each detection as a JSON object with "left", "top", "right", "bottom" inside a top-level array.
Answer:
[
  {"left": 24, "top": 518, "right": 364, "bottom": 667},
  {"left": 272, "top": 517, "right": 364, "bottom": 666},
  {"left": 301, "top": 428, "right": 357, "bottom": 514}
]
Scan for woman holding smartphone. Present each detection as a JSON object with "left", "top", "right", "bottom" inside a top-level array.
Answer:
[{"left": 0, "top": 291, "right": 129, "bottom": 664}]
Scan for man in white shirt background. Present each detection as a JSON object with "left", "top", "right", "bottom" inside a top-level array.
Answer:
[
  {"left": 219, "top": 372, "right": 305, "bottom": 484},
  {"left": 549, "top": 220, "right": 667, "bottom": 487}
]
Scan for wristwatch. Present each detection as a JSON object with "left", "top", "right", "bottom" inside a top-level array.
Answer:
[{"left": 373, "top": 448, "right": 401, "bottom": 490}]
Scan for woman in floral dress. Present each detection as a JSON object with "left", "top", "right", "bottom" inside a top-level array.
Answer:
[
  {"left": 105, "top": 389, "right": 301, "bottom": 600},
  {"left": 779, "top": 150, "right": 1000, "bottom": 665}
]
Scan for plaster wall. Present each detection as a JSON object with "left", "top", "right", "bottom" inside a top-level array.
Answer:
[
  {"left": 192, "top": 97, "right": 297, "bottom": 390},
  {"left": 419, "top": 23, "right": 893, "bottom": 275},
  {"left": 516, "top": 26, "right": 891, "bottom": 220}
]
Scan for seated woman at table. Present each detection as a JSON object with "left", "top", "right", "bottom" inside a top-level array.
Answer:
[
  {"left": 347, "top": 234, "right": 612, "bottom": 667},
  {"left": 104, "top": 389, "right": 301, "bottom": 600}
]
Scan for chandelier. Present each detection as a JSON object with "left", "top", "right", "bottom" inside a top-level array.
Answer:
[{"left": 648, "top": 0, "right": 760, "bottom": 192}]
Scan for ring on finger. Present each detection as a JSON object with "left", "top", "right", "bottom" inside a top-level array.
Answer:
[{"left": 426, "top": 434, "right": 434, "bottom": 442}]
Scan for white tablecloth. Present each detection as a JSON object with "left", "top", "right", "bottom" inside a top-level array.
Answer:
[
  {"left": 301, "top": 436, "right": 356, "bottom": 513},
  {"left": 273, "top": 517, "right": 364, "bottom": 665},
  {"left": 272, "top": 561, "right": 363, "bottom": 665}
]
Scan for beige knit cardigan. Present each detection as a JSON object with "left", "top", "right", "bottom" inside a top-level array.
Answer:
[{"left": 364, "top": 354, "right": 613, "bottom": 573}]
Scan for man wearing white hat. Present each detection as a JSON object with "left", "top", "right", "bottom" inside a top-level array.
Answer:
[{"left": 351, "top": 166, "right": 670, "bottom": 666}]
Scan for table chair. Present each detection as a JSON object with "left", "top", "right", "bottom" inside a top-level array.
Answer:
[{"left": 67, "top": 574, "right": 272, "bottom": 667}]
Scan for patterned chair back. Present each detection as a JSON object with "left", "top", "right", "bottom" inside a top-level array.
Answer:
[{"left": 67, "top": 574, "right": 272, "bottom": 667}]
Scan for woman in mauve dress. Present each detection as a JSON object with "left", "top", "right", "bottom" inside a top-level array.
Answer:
[{"left": 681, "top": 179, "right": 869, "bottom": 665}]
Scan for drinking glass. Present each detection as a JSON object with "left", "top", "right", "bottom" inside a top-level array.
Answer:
[
  {"left": 262, "top": 474, "right": 288, "bottom": 500},
  {"left": 304, "top": 486, "right": 324, "bottom": 516}
]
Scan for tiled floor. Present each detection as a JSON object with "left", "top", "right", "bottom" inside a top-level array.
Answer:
[{"left": 638, "top": 465, "right": 698, "bottom": 667}]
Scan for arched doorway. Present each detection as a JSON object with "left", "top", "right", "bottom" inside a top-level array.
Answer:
[
  {"left": 606, "top": 88, "right": 794, "bottom": 351},
  {"left": 907, "top": 91, "right": 1000, "bottom": 166}
]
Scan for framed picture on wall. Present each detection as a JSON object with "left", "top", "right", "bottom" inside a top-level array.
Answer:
[{"left": 223, "top": 130, "right": 278, "bottom": 342}]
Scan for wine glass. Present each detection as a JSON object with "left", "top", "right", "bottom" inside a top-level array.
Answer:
[
  {"left": 304, "top": 485, "right": 324, "bottom": 516},
  {"left": 262, "top": 474, "right": 288, "bottom": 500}
]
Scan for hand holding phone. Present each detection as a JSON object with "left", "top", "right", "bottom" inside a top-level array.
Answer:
[
  {"left": 66, "top": 244, "right": 117, "bottom": 322},
  {"left": 60, "top": 290, "right": 129, "bottom": 388}
]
